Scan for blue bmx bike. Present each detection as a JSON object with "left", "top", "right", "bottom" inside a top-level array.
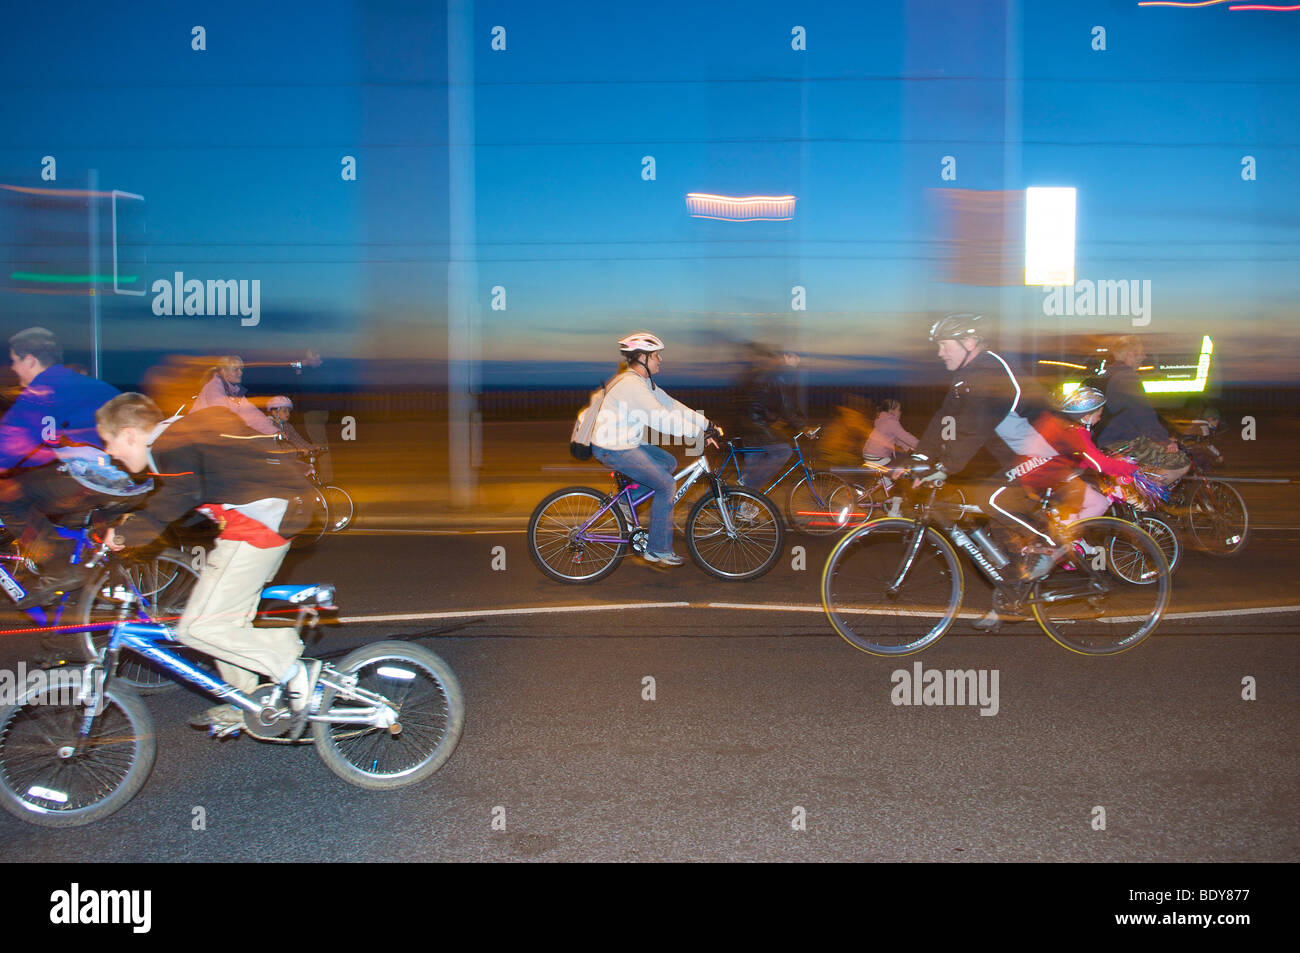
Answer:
[{"left": 0, "top": 547, "right": 465, "bottom": 827}]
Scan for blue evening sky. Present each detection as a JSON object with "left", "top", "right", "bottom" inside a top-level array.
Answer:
[{"left": 1, "top": 1, "right": 1297, "bottom": 389}]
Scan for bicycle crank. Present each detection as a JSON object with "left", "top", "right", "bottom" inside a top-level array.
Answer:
[{"left": 242, "top": 684, "right": 292, "bottom": 739}]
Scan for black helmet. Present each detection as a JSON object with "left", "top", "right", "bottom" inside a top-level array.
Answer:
[{"left": 928, "top": 313, "right": 987, "bottom": 344}]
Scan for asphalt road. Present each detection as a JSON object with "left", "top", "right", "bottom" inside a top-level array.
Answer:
[{"left": 0, "top": 528, "right": 1295, "bottom": 861}]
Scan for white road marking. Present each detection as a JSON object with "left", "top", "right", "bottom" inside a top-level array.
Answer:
[
  {"left": 341, "top": 601, "right": 689, "bottom": 623},
  {"left": 343, "top": 601, "right": 1300, "bottom": 626}
]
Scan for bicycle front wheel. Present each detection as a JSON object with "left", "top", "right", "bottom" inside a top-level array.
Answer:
[
  {"left": 0, "top": 683, "right": 155, "bottom": 827},
  {"left": 323, "top": 485, "right": 354, "bottom": 532},
  {"left": 685, "top": 486, "right": 784, "bottom": 581},
  {"left": 313, "top": 641, "right": 464, "bottom": 790},
  {"left": 822, "top": 518, "right": 964, "bottom": 656},
  {"left": 75, "top": 550, "right": 200, "bottom": 694},
  {"left": 1186, "top": 479, "right": 1249, "bottom": 557},
  {"left": 291, "top": 488, "right": 330, "bottom": 548},
  {"left": 1033, "top": 517, "right": 1170, "bottom": 656},
  {"left": 787, "top": 470, "right": 852, "bottom": 535},
  {"left": 527, "top": 487, "right": 628, "bottom": 583},
  {"left": 1130, "top": 514, "right": 1181, "bottom": 580}
]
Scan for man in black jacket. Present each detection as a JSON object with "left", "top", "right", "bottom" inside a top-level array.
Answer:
[
  {"left": 97, "top": 392, "right": 318, "bottom": 734},
  {"left": 910, "top": 314, "right": 1069, "bottom": 629}
]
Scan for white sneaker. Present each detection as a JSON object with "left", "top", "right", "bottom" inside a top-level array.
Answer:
[
  {"left": 735, "top": 502, "right": 760, "bottom": 521},
  {"left": 285, "top": 658, "right": 323, "bottom": 713}
]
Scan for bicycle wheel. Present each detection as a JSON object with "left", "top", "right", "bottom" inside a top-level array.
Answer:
[
  {"left": 0, "top": 682, "right": 155, "bottom": 827},
  {"left": 323, "top": 485, "right": 354, "bottom": 533},
  {"left": 1032, "top": 517, "right": 1169, "bottom": 656},
  {"left": 822, "top": 518, "right": 964, "bottom": 656},
  {"left": 1129, "top": 515, "right": 1181, "bottom": 580},
  {"left": 291, "top": 489, "right": 330, "bottom": 548},
  {"left": 74, "top": 550, "right": 200, "bottom": 695},
  {"left": 685, "top": 486, "right": 784, "bottom": 581},
  {"left": 1186, "top": 479, "right": 1249, "bottom": 557},
  {"left": 787, "top": 470, "right": 852, "bottom": 535},
  {"left": 312, "top": 641, "right": 464, "bottom": 790},
  {"left": 527, "top": 487, "right": 628, "bottom": 583}
]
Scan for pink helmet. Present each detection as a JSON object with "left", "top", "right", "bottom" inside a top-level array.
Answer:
[{"left": 267, "top": 395, "right": 293, "bottom": 411}]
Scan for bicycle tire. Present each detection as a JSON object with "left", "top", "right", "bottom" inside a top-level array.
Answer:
[
  {"left": 822, "top": 518, "right": 964, "bottom": 656},
  {"left": 685, "top": 486, "right": 784, "bottom": 581},
  {"left": 527, "top": 486, "right": 628, "bottom": 583},
  {"left": 323, "top": 485, "right": 354, "bottom": 533},
  {"left": 1130, "top": 515, "right": 1181, "bottom": 580},
  {"left": 74, "top": 550, "right": 200, "bottom": 695},
  {"left": 787, "top": 470, "right": 853, "bottom": 535},
  {"left": 1186, "top": 479, "right": 1249, "bottom": 557},
  {"left": 1032, "top": 517, "right": 1169, "bottom": 656},
  {"left": 312, "top": 641, "right": 464, "bottom": 790},
  {"left": 291, "top": 488, "right": 330, "bottom": 548},
  {"left": 0, "top": 682, "right": 155, "bottom": 827}
]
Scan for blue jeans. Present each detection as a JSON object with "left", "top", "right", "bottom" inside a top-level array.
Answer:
[
  {"left": 739, "top": 441, "right": 791, "bottom": 493},
  {"left": 592, "top": 444, "right": 678, "bottom": 553}
]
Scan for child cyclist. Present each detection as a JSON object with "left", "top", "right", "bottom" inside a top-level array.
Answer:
[
  {"left": 97, "top": 392, "right": 319, "bottom": 736},
  {"left": 1015, "top": 386, "right": 1141, "bottom": 522}
]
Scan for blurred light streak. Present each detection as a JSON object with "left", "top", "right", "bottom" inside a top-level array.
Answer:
[
  {"left": 686, "top": 193, "right": 796, "bottom": 221},
  {"left": 9, "top": 271, "right": 137, "bottom": 284}
]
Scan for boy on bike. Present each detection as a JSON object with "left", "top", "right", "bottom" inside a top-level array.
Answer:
[{"left": 97, "top": 392, "right": 319, "bottom": 735}]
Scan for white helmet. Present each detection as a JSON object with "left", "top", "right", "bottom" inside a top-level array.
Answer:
[
  {"left": 267, "top": 395, "right": 293, "bottom": 411},
  {"left": 618, "top": 331, "right": 664, "bottom": 355}
]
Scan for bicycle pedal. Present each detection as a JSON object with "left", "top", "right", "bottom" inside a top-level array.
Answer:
[{"left": 209, "top": 723, "right": 242, "bottom": 739}]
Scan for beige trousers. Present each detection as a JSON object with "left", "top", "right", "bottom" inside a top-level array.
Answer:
[{"left": 177, "top": 538, "right": 297, "bottom": 694}]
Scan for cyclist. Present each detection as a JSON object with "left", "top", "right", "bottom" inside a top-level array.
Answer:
[
  {"left": 733, "top": 344, "right": 806, "bottom": 492},
  {"left": 267, "top": 395, "right": 315, "bottom": 453},
  {"left": 1095, "top": 335, "right": 1189, "bottom": 484},
  {"left": 0, "top": 327, "right": 120, "bottom": 610},
  {"left": 97, "top": 393, "right": 320, "bottom": 736},
  {"left": 863, "top": 398, "right": 918, "bottom": 465},
  {"left": 1016, "top": 386, "right": 1140, "bottom": 523},
  {"left": 905, "top": 314, "right": 1071, "bottom": 630},
  {"left": 590, "top": 332, "right": 721, "bottom": 567},
  {"left": 190, "top": 355, "right": 278, "bottom": 436}
]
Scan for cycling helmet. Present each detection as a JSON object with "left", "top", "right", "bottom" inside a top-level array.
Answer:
[
  {"left": 618, "top": 331, "right": 664, "bottom": 355},
  {"left": 1057, "top": 385, "right": 1106, "bottom": 416},
  {"left": 928, "top": 313, "right": 987, "bottom": 343},
  {"left": 268, "top": 395, "right": 293, "bottom": 411}
]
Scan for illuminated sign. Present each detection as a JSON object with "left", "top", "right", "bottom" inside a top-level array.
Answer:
[
  {"left": 1024, "top": 187, "right": 1077, "bottom": 286},
  {"left": 686, "top": 193, "right": 796, "bottom": 222}
]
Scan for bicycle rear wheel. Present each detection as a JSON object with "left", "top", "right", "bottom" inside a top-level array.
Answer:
[
  {"left": 527, "top": 487, "right": 628, "bottom": 583},
  {"left": 685, "top": 486, "right": 784, "bottom": 581},
  {"left": 1186, "top": 479, "right": 1249, "bottom": 557},
  {"left": 1032, "top": 517, "right": 1169, "bottom": 656},
  {"left": 313, "top": 641, "right": 464, "bottom": 790},
  {"left": 323, "top": 485, "right": 354, "bottom": 533},
  {"left": 821, "top": 518, "right": 964, "bottom": 656},
  {"left": 0, "top": 683, "right": 155, "bottom": 827},
  {"left": 787, "top": 470, "right": 852, "bottom": 535},
  {"left": 75, "top": 550, "right": 200, "bottom": 694}
]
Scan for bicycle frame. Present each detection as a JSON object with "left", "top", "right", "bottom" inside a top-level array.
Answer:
[
  {"left": 716, "top": 431, "right": 815, "bottom": 497},
  {"left": 0, "top": 521, "right": 108, "bottom": 630},
  {"left": 574, "top": 450, "right": 743, "bottom": 543},
  {"left": 896, "top": 482, "right": 1112, "bottom": 608},
  {"left": 73, "top": 582, "right": 390, "bottom": 750}
]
